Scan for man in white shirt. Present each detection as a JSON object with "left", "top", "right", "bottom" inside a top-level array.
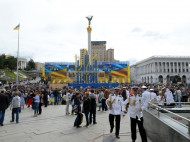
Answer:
[
  {"left": 123, "top": 86, "right": 147, "bottom": 142},
  {"left": 157, "top": 91, "right": 166, "bottom": 106},
  {"left": 162, "top": 87, "right": 174, "bottom": 106},
  {"left": 106, "top": 87, "right": 123, "bottom": 139},
  {"left": 149, "top": 89, "right": 157, "bottom": 101},
  {"left": 141, "top": 86, "right": 151, "bottom": 110},
  {"left": 123, "top": 87, "right": 130, "bottom": 99}
]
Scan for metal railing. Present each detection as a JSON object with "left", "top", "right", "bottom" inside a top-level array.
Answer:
[
  {"left": 148, "top": 102, "right": 190, "bottom": 134},
  {"left": 161, "top": 102, "right": 190, "bottom": 108}
]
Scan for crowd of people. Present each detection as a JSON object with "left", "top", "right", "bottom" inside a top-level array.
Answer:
[{"left": 0, "top": 82, "right": 190, "bottom": 141}]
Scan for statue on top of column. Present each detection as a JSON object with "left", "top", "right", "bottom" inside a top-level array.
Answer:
[{"left": 86, "top": 15, "right": 93, "bottom": 26}]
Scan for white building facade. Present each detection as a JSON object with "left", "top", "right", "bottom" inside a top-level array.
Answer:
[
  {"left": 18, "top": 58, "right": 27, "bottom": 70},
  {"left": 131, "top": 56, "right": 190, "bottom": 84}
]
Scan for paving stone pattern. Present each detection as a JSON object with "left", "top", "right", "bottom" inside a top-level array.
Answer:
[{"left": 0, "top": 105, "right": 152, "bottom": 142}]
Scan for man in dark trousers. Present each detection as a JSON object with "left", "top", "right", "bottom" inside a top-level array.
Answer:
[
  {"left": 89, "top": 90, "right": 97, "bottom": 125},
  {"left": 123, "top": 86, "right": 148, "bottom": 142},
  {"left": 42, "top": 89, "right": 48, "bottom": 107},
  {"left": 74, "top": 92, "right": 82, "bottom": 128},
  {"left": 0, "top": 90, "right": 10, "bottom": 126},
  {"left": 53, "top": 88, "right": 59, "bottom": 105},
  {"left": 107, "top": 87, "right": 123, "bottom": 139}
]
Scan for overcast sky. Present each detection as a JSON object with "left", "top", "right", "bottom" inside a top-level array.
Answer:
[{"left": 0, "top": 0, "right": 190, "bottom": 64}]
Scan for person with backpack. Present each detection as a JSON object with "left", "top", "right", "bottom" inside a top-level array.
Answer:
[{"left": 74, "top": 92, "right": 82, "bottom": 128}]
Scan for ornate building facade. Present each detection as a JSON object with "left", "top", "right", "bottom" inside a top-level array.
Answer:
[
  {"left": 130, "top": 56, "right": 190, "bottom": 84},
  {"left": 18, "top": 58, "right": 27, "bottom": 70}
]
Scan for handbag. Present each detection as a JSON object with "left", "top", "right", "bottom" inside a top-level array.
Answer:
[{"left": 73, "top": 105, "right": 78, "bottom": 113}]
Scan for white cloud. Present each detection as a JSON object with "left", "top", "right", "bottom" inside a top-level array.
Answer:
[{"left": 0, "top": 0, "right": 190, "bottom": 64}]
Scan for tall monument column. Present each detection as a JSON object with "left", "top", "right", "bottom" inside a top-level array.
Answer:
[
  {"left": 86, "top": 16, "right": 93, "bottom": 65},
  {"left": 87, "top": 26, "right": 92, "bottom": 64}
]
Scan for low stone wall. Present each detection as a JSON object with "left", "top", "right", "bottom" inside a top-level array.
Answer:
[{"left": 143, "top": 110, "right": 190, "bottom": 142}]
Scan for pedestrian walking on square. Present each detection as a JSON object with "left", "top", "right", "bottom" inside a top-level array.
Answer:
[
  {"left": 74, "top": 92, "right": 82, "bottom": 128},
  {"left": 66, "top": 90, "right": 72, "bottom": 115},
  {"left": 107, "top": 87, "right": 123, "bottom": 139},
  {"left": 123, "top": 86, "right": 148, "bottom": 142},
  {"left": 89, "top": 90, "right": 97, "bottom": 125},
  {"left": 0, "top": 90, "right": 9, "bottom": 126},
  {"left": 10, "top": 92, "right": 21, "bottom": 124},
  {"left": 100, "top": 89, "right": 106, "bottom": 111},
  {"left": 53, "top": 88, "right": 59, "bottom": 105},
  {"left": 33, "top": 91, "right": 40, "bottom": 117},
  {"left": 175, "top": 87, "right": 182, "bottom": 108},
  {"left": 42, "top": 89, "right": 48, "bottom": 107},
  {"left": 20, "top": 91, "right": 25, "bottom": 109},
  {"left": 71, "top": 93, "right": 76, "bottom": 115},
  {"left": 38, "top": 92, "right": 43, "bottom": 115},
  {"left": 82, "top": 92, "right": 91, "bottom": 127},
  {"left": 28, "top": 90, "right": 35, "bottom": 108}
]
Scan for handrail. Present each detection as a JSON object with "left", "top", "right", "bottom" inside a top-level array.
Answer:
[
  {"left": 148, "top": 102, "right": 190, "bottom": 122},
  {"left": 148, "top": 102, "right": 190, "bottom": 134},
  {"left": 162, "top": 102, "right": 190, "bottom": 104}
]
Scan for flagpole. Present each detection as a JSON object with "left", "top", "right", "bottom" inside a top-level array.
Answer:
[{"left": 16, "top": 27, "right": 20, "bottom": 87}]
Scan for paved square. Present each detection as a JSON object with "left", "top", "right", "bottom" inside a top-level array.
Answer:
[{"left": 0, "top": 105, "right": 152, "bottom": 142}]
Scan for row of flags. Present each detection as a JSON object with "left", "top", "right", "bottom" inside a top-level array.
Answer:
[{"left": 14, "top": 24, "right": 20, "bottom": 30}]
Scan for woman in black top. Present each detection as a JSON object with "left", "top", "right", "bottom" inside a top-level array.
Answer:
[{"left": 83, "top": 92, "right": 91, "bottom": 127}]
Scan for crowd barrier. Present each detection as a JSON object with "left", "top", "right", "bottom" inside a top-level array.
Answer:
[{"left": 69, "top": 83, "right": 119, "bottom": 89}]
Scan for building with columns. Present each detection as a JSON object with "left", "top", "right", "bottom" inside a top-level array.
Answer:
[
  {"left": 18, "top": 58, "right": 27, "bottom": 70},
  {"left": 130, "top": 56, "right": 190, "bottom": 84}
]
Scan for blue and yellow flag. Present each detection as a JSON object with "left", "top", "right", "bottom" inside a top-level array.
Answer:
[{"left": 14, "top": 24, "right": 20, "bottom": 30}]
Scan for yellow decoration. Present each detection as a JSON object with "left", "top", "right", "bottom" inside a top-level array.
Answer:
[
  {"left": 100, "top": 77, "right": 103, "bottom": 83},
  {"left": 133, "top": 100, "right": 136, "bottom": 105},
  {"left": 87, "top": 26, "right": 92, "bottom": 33},
  {"left": 122, "top": 77, "right": 125, "bottom": 83},
  {"left": 106, "top": 77, "right": 108, "bottom": 83},
  {"left": 75, "top": 54, "right": 77, "bottom": 71},
  {"left": 42, "top": 66, "right": 46, "bottom": 80},
  {"left": 128, "top": 66, "right": 131, "bottom": 83}
]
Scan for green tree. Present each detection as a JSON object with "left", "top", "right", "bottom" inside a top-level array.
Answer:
[
  {"left": 6, "top": 56, "right": 17, "bottom": 71},
  {"left": 27, "top": 59, "right": 35, "bottom": 70},
  {"left": 0, "top": 54, "right": 6, "bottom": 69},
  {"left": 26, "top": 65, "right": 31, "bottom": 71}
]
